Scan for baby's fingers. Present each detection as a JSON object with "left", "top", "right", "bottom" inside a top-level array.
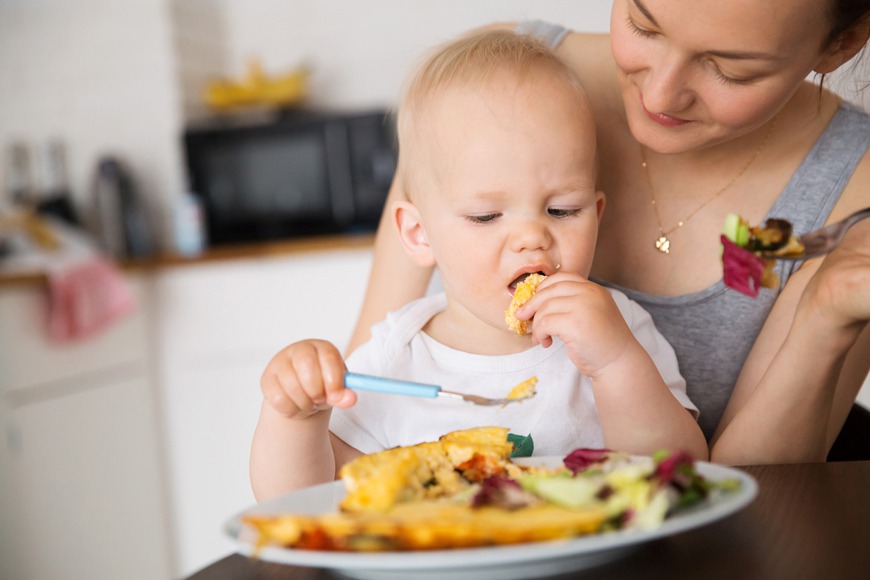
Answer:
[
  {"left": 288, "top": 340, "right": 351, "bottom": 409},
  {"left": 261, "top": 369, "right": 307, "bottom": 417},
  {"left": 312, "top": 341, "right": 356, "bottom": 408}
]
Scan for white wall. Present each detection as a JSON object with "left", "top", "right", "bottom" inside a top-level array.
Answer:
[
  {"left": 0, "top": 0, "right": 184, "bottom": 247},
  {"left": 216, "top": 0, "right": 611, "bottom": 110}
]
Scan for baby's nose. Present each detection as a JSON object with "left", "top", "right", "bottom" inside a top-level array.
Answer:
[{"left": 509, "top": 220, "right": 552, "bottom": 252}]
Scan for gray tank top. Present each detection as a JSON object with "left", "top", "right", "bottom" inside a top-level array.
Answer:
[{"left": 598, "top": 103, "right": 870, "bottom": 438}]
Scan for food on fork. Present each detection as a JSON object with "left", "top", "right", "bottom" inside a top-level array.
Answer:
[
  {"left": 506, "top": 376, "right": 538, "bottom": 401},
  {"left": 721, "top": 213, "right": 805, "bottom": 298},
  {"left": 505, "top": 273, "right": 546, "bottom": 334},
  {"left": 243, "top": 427, "right": 738, "bottom": 553}
]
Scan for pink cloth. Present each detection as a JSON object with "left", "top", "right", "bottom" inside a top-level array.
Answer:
[{"left": 46, "top": 256, "right": 136, "bottom": 343}]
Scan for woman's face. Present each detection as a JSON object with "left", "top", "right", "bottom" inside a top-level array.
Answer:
[{"left": 610, "top": 0, "right": 836, "bottom": 153}]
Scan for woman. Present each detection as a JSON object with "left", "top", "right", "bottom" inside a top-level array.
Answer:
[{"left": 349, "top": 0, "right": 870, "bottom": 464}]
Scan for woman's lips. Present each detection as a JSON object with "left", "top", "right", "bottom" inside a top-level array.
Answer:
[{"left": 641, "top": 99, "right": 690, "bottom": 127}]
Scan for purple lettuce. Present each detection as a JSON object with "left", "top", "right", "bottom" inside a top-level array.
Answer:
[
  {"left": 563, "top": 448, "right": 612, "bottom": 474},
  {"left": 721, "top": 235, "right": 765, "bottom": 298},
  {"left": 471, "top": 476, "right": 538, "bottom": 510}
]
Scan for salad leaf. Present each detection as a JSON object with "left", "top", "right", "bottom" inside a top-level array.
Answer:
[
  {"left": 507, "top": 433, "right": 534, "bottom": 458},
  {"left": 721, "top": 235, "right": 764, "bottom": 297},
  {"left": 519, "top": 475, "right": 600, "bottom": 509},
  {"left": 471, "top": 476, "right": 538, "bottom": 510},
  {"left": 563, "top": 448, "right": 611, "bottom": 474},
  {"left": 723, "top": 212, "right": 751, "bottom": 247},
  {"left": 652, "top": 451, "right": 712, "bottom": 509}
]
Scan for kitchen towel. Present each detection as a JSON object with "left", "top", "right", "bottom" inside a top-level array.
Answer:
[{"left": 47, "top": 254, "right": 136, "bottom": 343}]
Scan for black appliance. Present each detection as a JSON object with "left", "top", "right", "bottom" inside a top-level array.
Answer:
[{"left": 183, "top": 109, "right": 397, "bottom": 245}]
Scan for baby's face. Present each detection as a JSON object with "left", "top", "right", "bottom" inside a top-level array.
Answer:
[{"left": 411, "top": 71, "right": 602, "bottom": 337}]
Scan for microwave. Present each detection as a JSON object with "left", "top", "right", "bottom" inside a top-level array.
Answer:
[{"left": 183, "top": 109, "right": 397, "bottom": 245}]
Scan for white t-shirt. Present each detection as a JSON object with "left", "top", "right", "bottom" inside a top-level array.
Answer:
[{"left": 330, "top": 291, "right": 696, "bottom": 456}]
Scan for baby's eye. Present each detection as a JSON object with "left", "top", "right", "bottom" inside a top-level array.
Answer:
[
  {"left": 548, "top": 208, "right": 582, "bottom": 218},
  {"left": 465, "top": 213, "right": 501, "bottom": 224}
]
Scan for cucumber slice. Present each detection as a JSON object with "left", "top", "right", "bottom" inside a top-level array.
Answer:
[{"left": 722, "top": 213, "right": 750, "bottom": 247}]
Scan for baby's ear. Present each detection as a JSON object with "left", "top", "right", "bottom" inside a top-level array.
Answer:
[
  {"left": 595, "top": 190, "right": 606, "bottom": 221},
  {"left": 394, "top": 200, "right": 436, "bottom": 267}
]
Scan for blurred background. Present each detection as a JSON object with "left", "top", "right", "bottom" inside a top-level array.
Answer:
[{"left": 0, "top": 1, "right": 866, "bottom": 579}]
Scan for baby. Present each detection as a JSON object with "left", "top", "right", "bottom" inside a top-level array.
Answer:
[{"left": 250, "top": 30, "right": 706, "bottom": 501}]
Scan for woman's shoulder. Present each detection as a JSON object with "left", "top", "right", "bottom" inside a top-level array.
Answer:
[{"left": 827, "top": 101, "right": 870, "bottom": 220}]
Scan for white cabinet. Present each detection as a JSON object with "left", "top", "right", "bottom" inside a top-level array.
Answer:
[
  {"left": 153, "top": 246, "right": 373, "bottom": 577},
  {"left": 0, "top": 275, "right": 171, "bottom": 580}
]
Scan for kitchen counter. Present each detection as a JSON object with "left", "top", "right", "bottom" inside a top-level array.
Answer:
[
  {"left": 0, "top": 230, "right": 378, "bottom": 578},
  {"left": 0, "top": 232, "right": 376, "bottom": 287}
]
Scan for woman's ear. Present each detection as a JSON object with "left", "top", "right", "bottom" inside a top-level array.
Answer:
[
  {"left": 815, "top": 16, "right": 870, "bottom": 74},
  {"left": 394, "top": 200, "right": 436, "bottom": 267}
]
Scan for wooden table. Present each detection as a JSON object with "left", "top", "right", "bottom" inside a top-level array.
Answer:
[{"left": 188, "top": 461, "right": 870, "bottom": 580}]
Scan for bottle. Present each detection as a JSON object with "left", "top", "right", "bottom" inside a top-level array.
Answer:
[
  {"left": 92, "top": 156, "right": 153, "bottom": 259},
  {"left": 93, "top": 157, "right": 127, "bottom": 258},
  {"left": 35, "top": 140, "right": 80, "bottom": 225},
  {"left": 4, "top": 142, "right": 34, "bottom": 208},
  {"left": 173, "top": 189, "right": 207, "bottom": 257}
]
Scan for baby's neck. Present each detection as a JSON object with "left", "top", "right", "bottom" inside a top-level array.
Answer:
[{"left": 423, "top": 309, "right": 534, "bottom": 355}]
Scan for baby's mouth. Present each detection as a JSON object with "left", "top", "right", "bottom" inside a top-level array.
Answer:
[{"left": 509, "top": 271, "right": 545, "bottom": 291}]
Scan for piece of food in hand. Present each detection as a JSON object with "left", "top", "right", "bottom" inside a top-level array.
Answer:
[
  {"left": 506, "top": 376, "right": 538, "bottom": 401},
  {"left": 243, "top": 435, "right": 739, "bottom": 553},
  {"left": 505, "top": 273, "right": 546, "bottom": 334},
  {"left": 721, "top": 213, "right": 804, "bottom": 297}
]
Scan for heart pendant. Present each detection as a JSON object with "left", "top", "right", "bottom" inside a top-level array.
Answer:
[{"left": 655, "top": 235, "right": 670, "bottom": 254}]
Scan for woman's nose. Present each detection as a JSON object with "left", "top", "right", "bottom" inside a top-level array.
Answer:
[
  {"left": 509, "top": 219, "right": 552, "bottom": 253},
  {"left": 641, "top": 49, "right": 694, "bottom": 114}
]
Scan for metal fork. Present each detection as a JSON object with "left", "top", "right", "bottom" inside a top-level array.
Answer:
[
  {"left": 344, "top": 372, "right": 533, "bottom": 406},
  {"left": 760, "top": 206, "right": 870, "bottom": 261}
]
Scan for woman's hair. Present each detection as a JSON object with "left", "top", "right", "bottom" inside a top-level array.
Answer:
[
  {"left": 395, "top": 30, "right": 588, "bottom": 198},
  {"left": 826, "top": 0, "right": 870, "bottom": 45},
  {"left": 818, "top": 0, "right": 870, "bottom": 97}
]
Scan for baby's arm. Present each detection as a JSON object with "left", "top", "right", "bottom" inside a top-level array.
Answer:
[
  {"left": 522, "top": 275, "right": 708, "bottom": 459},
  {"left": 250, "top": 339, "right": 362, "bottom": 501}
]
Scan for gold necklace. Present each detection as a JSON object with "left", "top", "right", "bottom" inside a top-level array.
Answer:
[{"left": 640, "top": 117, "right": 776, "bottom": 255}]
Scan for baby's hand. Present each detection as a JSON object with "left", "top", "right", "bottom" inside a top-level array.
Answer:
[
  {"left": 519, "top": 274, "right": 634, "bottom": 377},
  {"left": 260, "top": 339, "right": 356, "bottom": 419}
]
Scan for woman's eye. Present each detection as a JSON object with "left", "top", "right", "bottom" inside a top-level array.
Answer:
[
  {"left": 625, "top": 15, "right": 656, "bottom": 38},
  {"left": 548, "top": 208, "right": 582, "bottom": 218},
  {"left": 465, "top": 213, "right": 500, "bottom": 224},
  {"left": 709, "top": 63, "right": 756, "bottom": 86}
]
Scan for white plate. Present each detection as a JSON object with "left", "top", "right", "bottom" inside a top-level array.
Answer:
[{"left": 225, "top": 458, "right": 757, "bottom": 580}]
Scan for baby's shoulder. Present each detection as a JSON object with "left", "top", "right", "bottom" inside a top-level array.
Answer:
[{"left": 352, "top": 293, "right": 447, "bottom": 365}]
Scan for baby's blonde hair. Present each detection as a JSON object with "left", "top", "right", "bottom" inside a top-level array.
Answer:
[{"left": 396, "top": 29, "right": 590, "bottom": 199}]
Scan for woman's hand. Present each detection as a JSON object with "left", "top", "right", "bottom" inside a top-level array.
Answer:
[
  {"left": 520, "top": 274, "right": 635, "bottom": 377},
  {"left": 800, "top": 221, "right": 870, "bottom": 334},
  {"left": 260, "top": 339, "right": 356, "bottom": 420},
  {"left": 712, "top": 221, "right": 870, "bottom": 464}
]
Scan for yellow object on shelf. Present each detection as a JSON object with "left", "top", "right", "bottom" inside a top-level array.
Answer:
[
  {"left": 204, "top": 59, "right": 310, "bottom": 111},
  {"left": 0, "top": 210, "right": 60, "bottom": 250}
]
